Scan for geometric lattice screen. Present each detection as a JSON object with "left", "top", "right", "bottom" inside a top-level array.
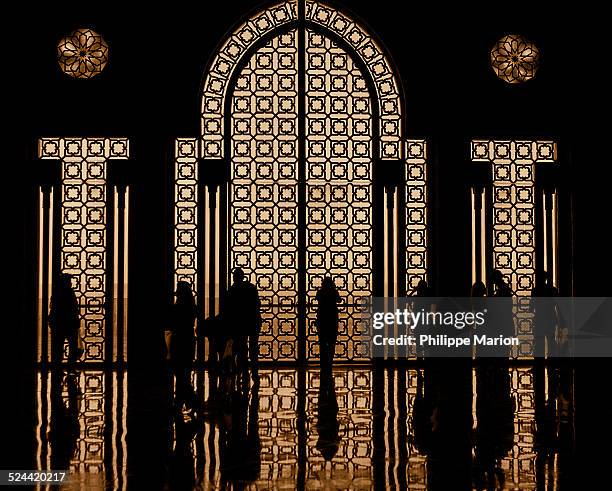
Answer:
[
  {"left": 230, "top": 30, "right": 300, "bottom": 361},
  {"left": 405, "top": 140, "right": 428, "bottom": 292},
  {"left": 303, "top": 29, "right": 373, "bottom": 362},
  {"left": 471, "top": 139, "right": 556, "bottom": 355},
  {"left": 39, "top": 137, "right": 130, "bottom": 362},
  {"left": 173, "top": 0, "right": 427, "bottom": 363}
]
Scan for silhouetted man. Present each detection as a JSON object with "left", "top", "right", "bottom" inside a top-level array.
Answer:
[
  {"left": 226, "top": 268, "right": 261, "bottom": 376},
  {"left": 49, "top": 273, "right": 82, "bottom": 363},
  {"left": 531, "top": 270, "right": 559, "bottom": 358}
]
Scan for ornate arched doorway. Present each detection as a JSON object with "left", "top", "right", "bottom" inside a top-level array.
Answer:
[{"left": 173, "top": 0, "right": 428, "bottom": 362}]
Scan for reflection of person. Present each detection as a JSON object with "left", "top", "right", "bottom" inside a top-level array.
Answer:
[
  {"left": 219, "top": 381, "right": 260, "bottom": 485},
  {"left": 49, "top": 373, "right": 79, "bottom": 470},
  {"left": 49, "top": 273, "right": 82, "bottom": 363},
  {"left": 316, "top": 369, "right": 340, "bottom": 462},
  {"left": 170, "top": 281, "right": 197, "bottom": 409},
  {"left": 226, "top": 268, "right": 261, "bottom": 376},
  {"left": 473, "top": 364, "right": 514, "bottom": 490},
  {"left": 316, "top": 277, "right": 340, "bottom": 373}
]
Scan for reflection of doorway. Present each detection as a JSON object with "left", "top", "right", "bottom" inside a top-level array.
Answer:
[
  {"left": 37, "top": 137, "right": 130, "bottom": 363},
  {"left": 173, "top": 1, "right": 429, "bottom": 363}
]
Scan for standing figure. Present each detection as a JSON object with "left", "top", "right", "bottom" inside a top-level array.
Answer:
[
  {"left": 531, "top": 270, "right": 559, "bottom": 358},
  {"left": 315, "top": 277, "right": 340, "bottom": 373},
  {"left": 170, "top": 281, "right": 197, "bottom": 410},
  {"left": 490, "top": 269, "right": 514, "bottom": 357},
  {"left": 49, "top": 273, "right": 81, "bottom": 363},
  {"left": 225, "top": 268, "right": 261, "bottom": 377}
]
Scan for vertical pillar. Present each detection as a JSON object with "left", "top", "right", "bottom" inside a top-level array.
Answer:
[{"left": 297, "top": 0, "right": 306, "bottom": 365}]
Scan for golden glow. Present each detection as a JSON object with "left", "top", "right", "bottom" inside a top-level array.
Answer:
[
  {"left": 174, "top": 139, "right": 199, "bottom": 293},
  {"left": 57, "top": 29, "right": 109, "bottom": 79},
  {"left": 39, "top": 138, "right": 129, "bottom": 362},
  {"left": 490, "top": 34, "right": 540, "bottom": 84},
  {"left": 405, "top": 140, "right": 428, "bottom": 292},
  {"left": 472, "top": 140, "right": 556, "bottom": 357}
]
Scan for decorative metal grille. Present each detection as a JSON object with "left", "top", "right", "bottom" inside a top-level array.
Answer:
[
  {"left": 201, "top": 1, "right": 298, "bottom": 159},
  {"left": 179, "top": 1, "right": 418, "bottom": 362},
  {"left": 40, "top": 138, "right": 129, "bottom": 362},
  {"left": 472, "top": 140, "right": 556, "bottom": 354},
  {"left": 305, "top": 30, "right": 372, "bottom": 361},
  {"left": 201, "top": 1, "right": 402, "bottom": 161},
  {"left": 305, "top": 0, "right": 402, "bottom": 159},
  {"left": 230, "top": 30, "right": 300, "bottom": 361},
  {"left": 174, "top": 138, "right": 199, "bottom": 291},
  {"left": 490, "top": 34, "right": 540, "bottom": 84},
  {"left": 406, "top": 140, "right": 428, "bottom": 292}
]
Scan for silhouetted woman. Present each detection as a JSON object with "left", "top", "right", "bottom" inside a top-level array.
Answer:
[
  {"left": 316, "top": 277, "right": 340, "bottom": 372},
  {"left": 170, "top": 281, "right": 197, "bottom": 410},
  {"left": 49, "top": 273, "right": 81, "bottom": 363}
]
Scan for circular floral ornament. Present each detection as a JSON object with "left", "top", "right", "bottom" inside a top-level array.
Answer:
[
  {"left": 57, "top": 29, "right": 109, "bottom": 79},
  {"left": 490, "top": 34, "right": 539, "bottom": 84}
]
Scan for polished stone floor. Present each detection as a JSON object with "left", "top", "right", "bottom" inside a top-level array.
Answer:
[{"left": 15, "top": 364, "right": 575, "bottom": 490}]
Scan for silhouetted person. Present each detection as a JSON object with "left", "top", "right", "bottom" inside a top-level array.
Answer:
[
  {"left": 490, "top": 269, "right": 514, "bottom": 358},
  {"left": 170, "top": 281, "right": 197, "bottom": 410},
  {"left": 531, "top": 270, "right": 559, "bottom": 359},
  {"left": 316, "top": 277, "right": 340, "bottom": 373},
  {"left": 412, "top": 279, "right": 434, "bottom": 359},
  {"left": 316, "top": 369, "right": 340, "bottom": 462},
  {"left": 226, "top": 268, "right": 261, "bottom": 378},
  {"left": 49, "top": 273, "right": 82, "bottom": 363}
]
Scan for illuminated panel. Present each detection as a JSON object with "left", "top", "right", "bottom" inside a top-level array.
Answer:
[
  {"left": 201, "top": 1, "right": 297, "bottom": 158},
  {"left": 503, "top": 367, "right": 537, "bottom": 488},
  {"left": 39, "top": 138, "right": 129, "bottom": 362},
  {"left": 230, "top": 31, "right": 299, "bottom": 361},
  {"left": 174, "top": 138, "right": 199, "bottom": 291},
  {"left": 405, "top": 140, "right": 428, "bottom": 292},
  {"left": 305, "top": 0, "right": 402, "bottom": 159},
  {"left": 306, "top": 369, "right": 373, "bottom": 487},
  {"left": 305, "top": 30, "right": 372, "bottom": 361},
  {"left": 471, "top": 140, "right": 556, "bottom": 354}
]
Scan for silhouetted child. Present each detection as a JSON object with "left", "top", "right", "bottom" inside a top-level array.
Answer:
[
  {"left": 49, "top": 273, "right": 82, "bottom": 363},
  {"left": 316, "top": 277, "right": 340, "bottom": 373},
  {"left": 170, "top": 281, "right": 197, "bottom": 410}
]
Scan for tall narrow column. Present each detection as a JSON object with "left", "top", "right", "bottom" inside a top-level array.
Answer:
[{"left": 297, "top": 0, "right": 306, "bottom": 364}]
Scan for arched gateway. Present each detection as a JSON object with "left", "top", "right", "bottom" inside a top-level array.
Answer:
[{"left": 172, "top": 0, "right": 428, "bottom": 362}]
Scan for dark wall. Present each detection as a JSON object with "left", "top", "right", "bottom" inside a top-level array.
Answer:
[{"left": 5, "top": 1, "right": 611, "bottom": 366}]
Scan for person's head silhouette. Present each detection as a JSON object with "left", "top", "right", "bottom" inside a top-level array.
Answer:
[
  {"left": 492, "top": 269, "right": 506, "bottom": 287},
  {"left": 322, "top": 276, "right": 335, "bottom": 290},
  {"left": 471, "top": 281, "right": 486, "bottom": 297},
  {"left": 233, "top": 268, "right": 245, "bottom": 285},
  {"left": 175, "top": 281, "right": 193, "bottom": 304},
  {"left": 416, "top": 279, "right": 429, "bottom": 296}
]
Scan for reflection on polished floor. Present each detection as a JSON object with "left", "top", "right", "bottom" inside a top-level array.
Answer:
[{"left": 31, "top": 365, "right": 573, "bottom": 490}]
